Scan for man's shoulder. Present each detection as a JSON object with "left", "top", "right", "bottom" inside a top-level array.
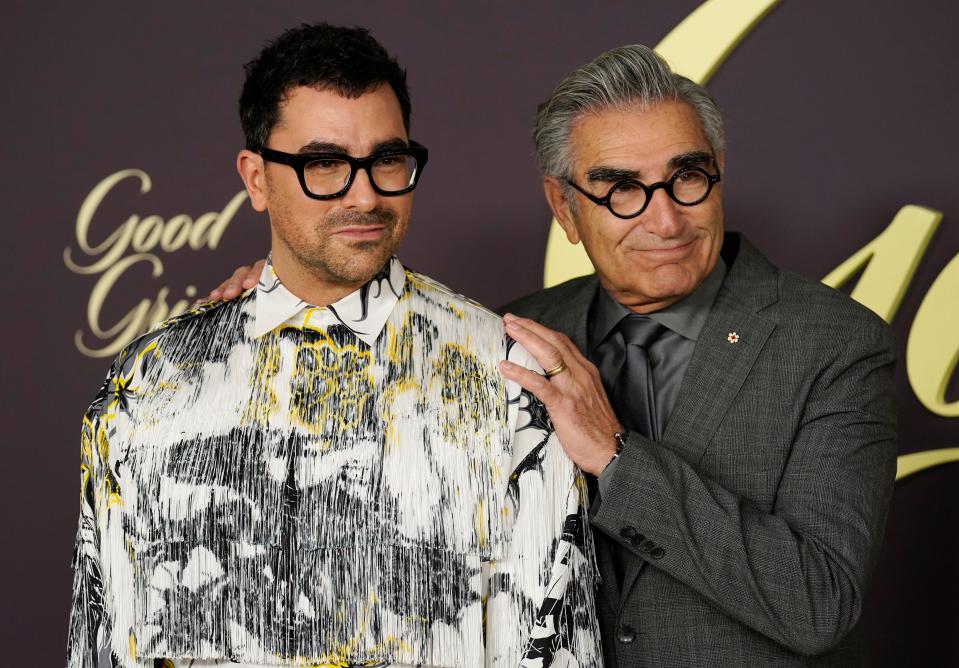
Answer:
[
  {"left": 84, "top": 293, "right": 253, "bottom": 420},
  {"left": 740, "top": 259, "right": 896, "bottom": 363},
  {"left": 404, "top": 268, "right": 503, "bottom": 328},
  {"left": 147, "top": 291, "right": 252, "bottom": 345},
  {"left": 774, "top": 268, "right": 891, "bottom": 337},
  {"left": 498, "top": 274, "right": 598, "bottom": 318},
  {"left": 730, "top": 233, "right": 891, "bottom": 341},
  {"left": 106, "top": 293, "right": 252, "bottom": 376}
]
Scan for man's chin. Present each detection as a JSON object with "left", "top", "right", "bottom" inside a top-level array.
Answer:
[
  {"left": 644, "top": 265, "right": 705, "bottom": 299},
  {"left": 330, "top": 254, "right": 394, "bottom": 285}
]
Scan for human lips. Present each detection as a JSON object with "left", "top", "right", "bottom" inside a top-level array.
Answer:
[
  {"left": 333, "top": 225, "right": 387, "bottom": 240},
  {"left": 640, "top": 239, "right": 696, "bottom": 259}
]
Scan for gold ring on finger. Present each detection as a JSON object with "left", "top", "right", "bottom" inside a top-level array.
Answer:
[{"left": 544, "top": 361, "right": 568, "bottom": 378}]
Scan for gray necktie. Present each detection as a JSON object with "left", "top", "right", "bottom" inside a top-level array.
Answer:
[{"left": 604, "top": 314, "right": 666, "bottom": 441}]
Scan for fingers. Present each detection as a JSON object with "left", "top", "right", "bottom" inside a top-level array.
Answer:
[
  {"left": 243, "top": 259, "right": 266, "bottom": 290},
  {"left": 201, "top": 270, "right": 243, "bottom": 303},
  {"left": 502, "top": 314, "right": 626, "bottom": 476},
  {"left": 503, "top": 317, "right": 565, "bottom": 373},
  {"left": 221, "top": 264, "right": 253, "bottom": 300},
  {"left": 498, "top": 360, "right": 558, "bottom": 404},
  {"left": 194, "top": 259, "right": 266, "bottom": 304},
  {"left": 504, "top": 313, "right": 579, "bottom": 356},
  {"left": 504, "top": 313, "right": 610, "bottom": 402},
  {"left": 504, "top": 312, "right": 598, "bottom": 369}
]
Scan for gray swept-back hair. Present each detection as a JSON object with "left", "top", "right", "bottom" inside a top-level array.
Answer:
[{"left": 534, "top": 44, "right": 725, "bottom": 185}]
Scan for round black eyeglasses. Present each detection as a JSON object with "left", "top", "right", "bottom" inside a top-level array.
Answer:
[
  {"left": 567, "top": 166, "right": 721, "bottom": 219},
  {"left": 255, "top": 142, "right": 428, "bottom": 200}
]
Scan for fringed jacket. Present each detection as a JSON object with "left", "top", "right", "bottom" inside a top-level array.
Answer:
[{"left": 67, "top": 257, "right": 603, "bottom": 668}]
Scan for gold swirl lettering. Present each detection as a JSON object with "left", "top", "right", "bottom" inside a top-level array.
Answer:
[
  {"left": 64, "top": 169, "right": 149, "bottom": 275},
  {"left": 822, "top": 205, "right": 941, "bottom": 322},
  {"left": 907, "top": 251, "right": 959, "bottom": 416},
  {"left": 66, "top": 169, "right": 245, "bottom": 358}
]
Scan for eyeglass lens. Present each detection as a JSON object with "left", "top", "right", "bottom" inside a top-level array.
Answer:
[
  {"left": 609, "top": 169, "right": 712, "bottom": 216},
  {"left": 303, "top": 155, "right": 420, "bottom": 196}
]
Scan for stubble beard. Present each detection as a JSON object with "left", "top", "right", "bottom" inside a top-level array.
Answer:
[{"left": 276, "top": 206, "right": 405, "bottom": 287}]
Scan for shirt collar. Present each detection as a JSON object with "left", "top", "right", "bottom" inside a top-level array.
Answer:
[
  {"left": 252, "top": 254, "right": 407, "bottom": 345},
  {"left": 589, "top": 257, "right": 727, "bottom": 349}
]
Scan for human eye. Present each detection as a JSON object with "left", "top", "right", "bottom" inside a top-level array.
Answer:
[
  {"left": 675, "top": 168, "right": 707, "bottom": 183},
  {"left": 302, "top": 158, "right": 350, "bottom": 193},
  {"left": 612, "top": 180, "right": 641, "bottom": 194},
  {"left": 309, "top": 158, "right": 342, "bottom": 171},
  {"left": 373, "top": 154, "right": 414, "bottom": 179},
  {"left": 374, "top": 155, "right": 408, "bottom": 173}
]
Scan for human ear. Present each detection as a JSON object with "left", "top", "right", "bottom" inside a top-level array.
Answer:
[
  {"left": 236, "top": 150, "right": 269, "bottom": 212},
  {"left": 544, "top": 176, "right": 581, "bottom": 245}
]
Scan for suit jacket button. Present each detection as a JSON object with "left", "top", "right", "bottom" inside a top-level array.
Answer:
[
  {"left": 651, "top": 547, "right": 665, "bottom": 560},
  {"left": 617, "top": 624, "right": 637, "bottom": 644},
  {"left": 639, "top": 539, "right": 655, "bottom": 553},
  {"left": 630, "top": 533, "right": 646, "bottom": 548},
  {"left": 620, "top": 526, "right": 636, "bottom": 540}
]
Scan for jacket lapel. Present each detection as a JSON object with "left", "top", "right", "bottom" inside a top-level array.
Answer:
[
  {"left": 662, "top": 235, "right": 779, "bottom": 460},
  {"left": 619, "top": 234, "right": 779, "bottom": 602}
]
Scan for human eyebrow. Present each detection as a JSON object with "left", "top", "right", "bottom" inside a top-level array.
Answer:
[
  {"left": 297, "top": 138, "right": 409, "bottom": 156},
  {"left": 370, "top": 138, "right": 410, "bottom": 153},
  {"left": 297, "top": 141, "right": 348, "bottom": 155},
  {"left": 585, "top": 166, "right": 640, "bottom": 183},
  {"left": 668, "top": 151, "right": 715, "bottom": 171}
]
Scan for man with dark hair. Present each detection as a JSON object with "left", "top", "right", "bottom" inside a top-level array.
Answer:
[{"left": 67, "top": 23, "right": 602, "bottom": 668}]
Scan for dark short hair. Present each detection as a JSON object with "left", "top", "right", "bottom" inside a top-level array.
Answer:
[{"left": 239, "top": 23, "right": 411, "bottom": 149}]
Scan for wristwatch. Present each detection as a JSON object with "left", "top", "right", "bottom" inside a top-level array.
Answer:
[{"left": 603, "top": 431, "right": 628, "bottom": 471}]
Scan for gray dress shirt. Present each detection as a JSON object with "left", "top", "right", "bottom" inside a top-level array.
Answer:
[{"left": 592, "top": 258, "right": 727, "bottom": 495}]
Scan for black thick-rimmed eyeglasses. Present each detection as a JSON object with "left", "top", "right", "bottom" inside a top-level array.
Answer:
[
  {"left": 254, "top": 142, "right": 429, "bottom": 200},
  {"left": 567, "top": 165, "right": 722, "bottom": 219}
]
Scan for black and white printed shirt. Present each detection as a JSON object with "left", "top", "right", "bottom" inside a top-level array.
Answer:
[{"left": 68, "top": 257, "right": 602, "bottom": 668}]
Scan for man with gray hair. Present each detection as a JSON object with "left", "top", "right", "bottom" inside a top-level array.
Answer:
[{"left": 498, "top": 44, "right": 896, "bottom": 665}]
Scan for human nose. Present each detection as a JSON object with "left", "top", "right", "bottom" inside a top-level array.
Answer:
[
  {"left": 340, "top": 166, "right": 378, "bottom": 212},
  {"left": 639, "top": 185, "right": 684, "bottom": 237}
]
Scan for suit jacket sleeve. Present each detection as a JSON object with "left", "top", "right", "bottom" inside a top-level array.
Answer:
[{"left": 590, "top": 315, "right": 897, "bottom": 656}]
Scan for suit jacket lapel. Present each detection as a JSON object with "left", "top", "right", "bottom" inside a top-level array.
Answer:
[
  {"left": 618, "top": 234, "right": 779, "bottom": 602},
  {"left": 662, "top": 235, "right": 779, "bottom": 461}
]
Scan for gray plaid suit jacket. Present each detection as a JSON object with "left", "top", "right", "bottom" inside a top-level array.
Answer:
[{"left": 501, "top": 233, "right": 897, "bottom": 666}]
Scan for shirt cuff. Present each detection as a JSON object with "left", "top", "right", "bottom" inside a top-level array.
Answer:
[{"left": 597, "top": 454, "right": 621, "bottom": 500}]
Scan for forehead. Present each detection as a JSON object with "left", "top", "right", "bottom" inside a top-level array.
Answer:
[
  {"left": 569, "top": 100, "right": 710, "bottom": 174},
  {"left": 271, "top": 83, "right": 407, "bottom": 151}
]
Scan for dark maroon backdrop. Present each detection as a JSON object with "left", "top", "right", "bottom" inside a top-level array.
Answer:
[{"left": 2, "top": 1, "right": 956, "bottom": 664}]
